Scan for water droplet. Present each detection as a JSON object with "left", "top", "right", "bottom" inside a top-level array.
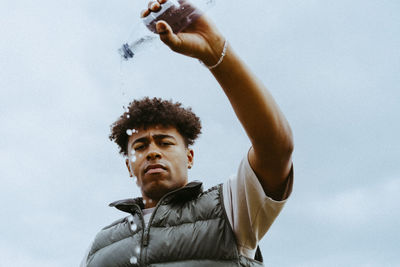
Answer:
[
  {"left": 148, "top": 199, "right": 153, "bottom": 203},
  {"left": 130, "top": 155, "right": 136, "bottom": 162},
  {"left": 126, "top": 129, "right": 133, "bottom": 136},
  {"left": 130, "top": 222, "right": 137, "bottom": 231},
  {"left": 126, "top": 114, "right": 130, "bottom": 118},
  {"left": 135, "top": 246, "right": 141, "bottom": 254},
  {"left": 130, "top": 256, "right": 138, "bottom": 264}
]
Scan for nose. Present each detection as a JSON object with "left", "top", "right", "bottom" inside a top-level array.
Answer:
[{"left": 146, "top": 144, "right": 162, "bottom": 161}]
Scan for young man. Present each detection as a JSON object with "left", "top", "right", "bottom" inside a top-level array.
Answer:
[{"left": 81, "top": 0, "right": 293, "bottom": 266}]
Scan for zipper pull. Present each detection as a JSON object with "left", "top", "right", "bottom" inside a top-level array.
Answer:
[{"left": 143, "top": 230, "right": 149, "bottom": 246}]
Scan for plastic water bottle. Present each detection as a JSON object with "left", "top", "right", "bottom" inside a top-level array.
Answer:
[{"left": 119, "top": 0, "right": 216, "bottom": 60}]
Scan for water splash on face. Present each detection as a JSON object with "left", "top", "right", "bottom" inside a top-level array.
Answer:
[
  {"left": 126, "top": 114, "right": 130, "bottom": 119},
  {"left": 130, "top": 256, "right": 138, "bottom": 264},
  {"left": 126, "top": 129, "right": 133, "bottom": 136},
  {"left": 130, "top": 154, "right": 137, "bottom": 162},
  {"left": 128, "top": 152, "right": 137, "bottom": 181}
]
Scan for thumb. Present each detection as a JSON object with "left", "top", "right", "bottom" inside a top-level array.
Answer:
[{"left": 156, "top": 21, "right": 182, "bottom": 51}]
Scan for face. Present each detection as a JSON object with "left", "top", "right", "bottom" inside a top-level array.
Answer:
[{"left": 126, "top": 126, "right": 194, "bottom": 200}]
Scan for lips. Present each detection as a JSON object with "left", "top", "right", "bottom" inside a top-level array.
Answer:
[{"left": 144, "top": 163, "right": 167, "bottom": 174}]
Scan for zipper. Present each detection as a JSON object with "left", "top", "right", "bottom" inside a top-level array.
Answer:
[
  {"left": 140, "top": 183, "right": 201, "bottom": 265},
  {"left": 142, "top": 185, "right": 189, "bottom": 247},
  {"left": 142, "top": 198, "right": 164, "bottom": 247},
  {"left": 130, "top": 204, "right": 145, "bottom": 266}
]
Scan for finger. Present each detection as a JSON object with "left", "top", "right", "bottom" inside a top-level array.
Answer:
[
  {"left": 141, "top": 9, "right": 150, "bottom": 18},
  {"left": 148, "top": 1, "right": 161, "bottom": 12},
  {"left": 147, "top": 1, "right": 156, "bottom": 9},
  {"left": 156, "top": 21, "right": 182, "bottom": 51}
]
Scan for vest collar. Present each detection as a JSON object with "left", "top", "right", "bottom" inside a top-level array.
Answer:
[{"left": 109, "top": 181, "right": 203, "bottom": 214}]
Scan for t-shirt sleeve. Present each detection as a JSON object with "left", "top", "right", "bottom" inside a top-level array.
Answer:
[{"left": 222, "top": 153, "right": 293, "bottom": 258}]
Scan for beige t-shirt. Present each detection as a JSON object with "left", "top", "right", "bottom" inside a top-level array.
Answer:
[{"left": 222, "top": 155, "right": 293, "bottom": 259}]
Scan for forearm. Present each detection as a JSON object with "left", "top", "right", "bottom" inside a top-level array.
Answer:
[
  {"left": 210, "top": 44, "right": 293, "bottom": 158},
  {"left": 209, "top": 43, "right": 293, "bottom": 197}
]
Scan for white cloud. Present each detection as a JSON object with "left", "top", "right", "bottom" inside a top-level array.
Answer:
[{"left": 309, "top": 176, "right": 400, "bottom": 227}]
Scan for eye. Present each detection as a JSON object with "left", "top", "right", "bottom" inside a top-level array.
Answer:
[
  {"left": 134, "top": 144, "right": 145, "bottom": 151},
  {"left": 161, "top": 141, "right": 173, "bottom": 146}
]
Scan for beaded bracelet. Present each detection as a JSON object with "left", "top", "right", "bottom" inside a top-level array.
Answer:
[{"left": 200, "top": 39, "right": 228, "bottom": 70}]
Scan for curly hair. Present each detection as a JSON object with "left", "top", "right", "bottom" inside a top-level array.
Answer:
[{"left": 109, "top": 97, "right": 202, "bottom": 156}]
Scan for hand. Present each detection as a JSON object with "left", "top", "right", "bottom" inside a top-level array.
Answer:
[{"left": 141, "top": 0, "right": 225, "bottom": 66}]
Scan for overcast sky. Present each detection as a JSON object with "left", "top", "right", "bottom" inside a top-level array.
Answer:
[{"left": 1, "top": 0, "right": 399, "bottom": 266}]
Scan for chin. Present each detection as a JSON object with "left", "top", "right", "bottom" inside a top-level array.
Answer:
[{"left": 142, "top": 180, "right": 175, "bottom": 199}]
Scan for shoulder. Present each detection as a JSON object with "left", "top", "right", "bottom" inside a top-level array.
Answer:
[
  {"left": 101, "top": 216, "right": 129, "bottom": 230},
  {"left": 195, "top": 183, "right": 225, "bottom": 209},
  {"left": 221, "top": 154, "right": 292, "bottom": 258},
  {"left": 89, "top": 215, "right": 135, "bottom": 257},
  {"left": 227, "top": 154, "right": 293, "bottom": 202},
  {"left": 200, "top": 183, "right": 223, "bottom": 196}
]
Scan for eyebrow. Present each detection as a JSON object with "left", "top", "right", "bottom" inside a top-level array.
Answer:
[{"left": 132, "top": 134, "right": 176, "bottom": 146}]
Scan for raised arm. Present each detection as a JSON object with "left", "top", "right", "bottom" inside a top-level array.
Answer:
[
  {"left": 144, "top": 1, "right": 294, "bottom": 200},
  {"left": 209, "top": 44, "right": 294, "bottom": 200}
]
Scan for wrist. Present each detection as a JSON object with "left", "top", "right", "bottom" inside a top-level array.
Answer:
[
  {"left": 199, "top": 39, "right": 228, "bottom": 70},
  {"left": 199, "top": 35, "right": 226, "bottom": 67}
]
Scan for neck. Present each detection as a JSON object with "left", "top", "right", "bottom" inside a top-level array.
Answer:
[{"left": 143, "top": 196, "right": 157, "bottom": 209}]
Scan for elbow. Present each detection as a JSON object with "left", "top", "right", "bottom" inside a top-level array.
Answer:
[
  {"left": 280, "top": 137, "right": 294, "bottom": 163},
  {"left": 274, "top": 114, "right": 294, "bottom": 157},
  {"left": 286, "top": 126, "right": 294, "bottom": 155},
  {"left": 278, "top": 122, "right": 294, "bottom": 157},
  {"left": 255, "top": 128, "right": 294, "bottom": 161}
]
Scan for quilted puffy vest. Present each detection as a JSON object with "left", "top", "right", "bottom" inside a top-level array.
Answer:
[{"left": 86, "top": 181, "right": 264, "bottom": 267}]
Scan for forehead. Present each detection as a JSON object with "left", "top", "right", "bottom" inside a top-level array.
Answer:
[{"left": 128, "top": 126, "right": 184, "bottom": 144}]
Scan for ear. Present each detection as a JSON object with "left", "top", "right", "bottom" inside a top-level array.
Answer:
[
  {"left": 125, "top": 158, "right": 133, "bottom": 177},
  {"left": 187, "top": 148, "right": 194, "bottom": 169}
]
